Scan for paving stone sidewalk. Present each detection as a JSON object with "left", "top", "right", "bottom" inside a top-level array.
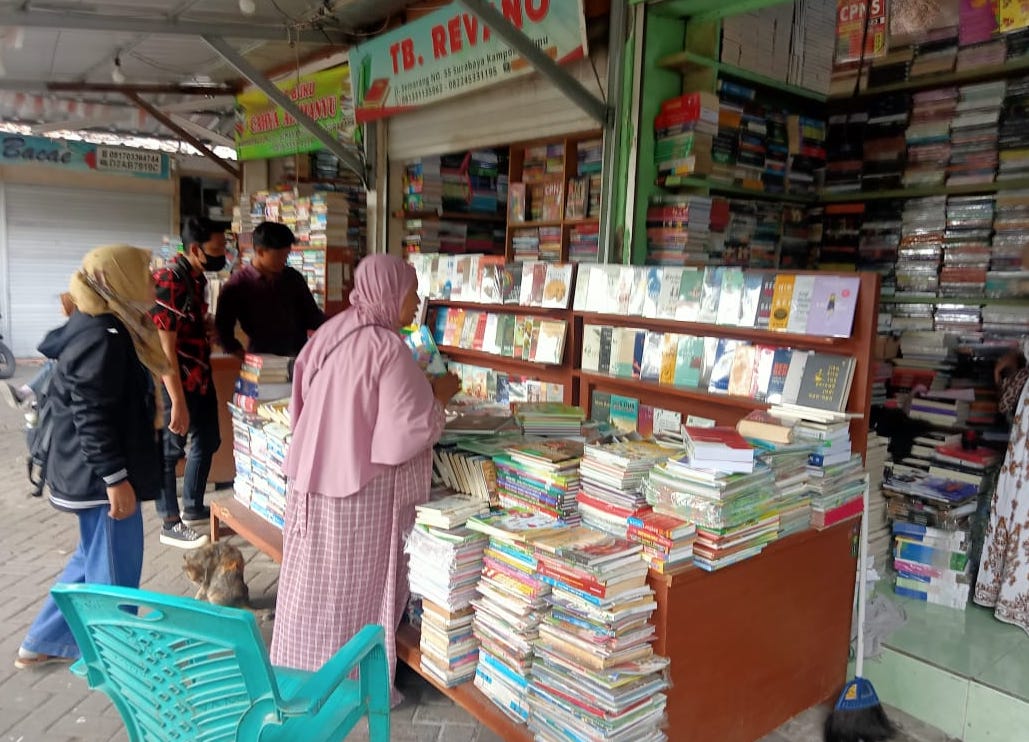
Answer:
[{"left": 0, "top": 364, "right": 955, "bottom": 741}]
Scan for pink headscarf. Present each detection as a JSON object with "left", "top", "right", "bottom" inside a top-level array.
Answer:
[{"left": 284, "top": 254, "right": 443, "bottom": 498}]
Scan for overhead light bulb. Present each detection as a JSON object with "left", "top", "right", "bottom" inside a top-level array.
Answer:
[
  {"left": 239, "top": 0, "right": 256, "bottom": 15},
  {"left": 111, "top": 55, "right": 126, "bottom": 84}
]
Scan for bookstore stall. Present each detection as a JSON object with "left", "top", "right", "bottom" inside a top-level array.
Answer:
[{"left": 212, "top": 0, "right": 1029, "bottom": 740}]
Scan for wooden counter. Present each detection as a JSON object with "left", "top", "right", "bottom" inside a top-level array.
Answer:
[
  {"left": 172, "top": 354, "right": 242, "bottom": 486},
  {"left": 210, "top": 493, "right": 858, "bottom": 741},
  {"left": 650, "top": 521, "right": 859, "bottom": 741}
]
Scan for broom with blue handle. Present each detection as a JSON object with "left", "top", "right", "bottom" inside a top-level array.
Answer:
[{"left": 824, "top": 482, "right": 894, "bottom": 742}]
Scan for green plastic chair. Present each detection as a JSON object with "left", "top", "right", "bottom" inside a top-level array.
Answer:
[{"left": 50, "top": 583, "right": 390, "bottom": 741}]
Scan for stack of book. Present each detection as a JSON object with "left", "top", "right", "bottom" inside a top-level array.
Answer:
[
  {"left": 654, "top": 92, "right": 717, "bottom": 180},
  {"left": 626, "top": 511, "right": 697, "bottom": 572},
  {"left": 796, "top": 419, "right": 866, "bottom": 529},
  {"left": 999, "top": 77, "right": 1029, "bottom": 181},
  {"left": 577, "top": 440, "right": 673, "bottom": 537},
  {"left": 862, "top": 94, "right": 909, "bottom": 192},
  {"left": 466, "top": 510, "right": 570, "bottom": 723},
  {"left": 643, "top": 430, "right": 780, "bottom": 571},
  {"left": 991, "top": 190, "right": 1029, "bottom": 271},
  {"left": 738, "top": 411, "right": 816, "bottom": 537},
  {"left": 905, "top": 88, "right": 956, "bottom": 188},
  {"left": 941, "top": 195, "right": 994, "bottom": 297},
  {"left": 645, "top": 194, "right": 714, "bottom": 266},
  {"left": 514, "top": 403, "right": 585, "bottom": 437},
  {"left": 404, "top": 155, "right": 443, "bottom": 212},
  {"left": 406, "top": 495, "right": 491, "bottom": 686},
  {"left": 495, "top": 439, "right": 584, "bottom": 523},
  {"left": 432, "top": 434, "right": 519, "bottom": 507},
  {"left": 529, "top": 528, "right": 670, "bottom": 741},
  {"left": 569, "top": 223, "right": 600, "bottom": 263},
  {"left": 866, "top": 432, "right": 893, "bottom": 572},
  {"left": 897, "top": 197, "right": 946, "bottom": 297},
  {"left": 892, "top": 521, "right": 973, "bottom": 610},
  {"left": 948, "top": 81, "right": 1004, "bottom": 186},
  {"left": 229, "top": 354, "right": 293, "bottom": 529},
  {"left": 576, "top": 138, "right": 603, "bottom": 219},
  {"left": 859, "top": 202, "right": 903, "bottom": 294},
  {"left": 824, "top": 113, "right": 866, "bottom": 194}
]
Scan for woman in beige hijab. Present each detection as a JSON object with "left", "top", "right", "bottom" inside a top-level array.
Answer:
[{"left": 15, "top": 245, "right": 167, "bottom": 669}]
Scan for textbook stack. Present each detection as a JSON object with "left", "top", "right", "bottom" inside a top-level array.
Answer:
[
  {"left": 466, "top": 510, "right": 570, "bottom": 724},
  {"left": 495, "top": 439, "right": 584, "bottom": 523},
  {"left": 795, "top": 418, "right": 866, "bottom": 530},
  {"left": 643, "top": 428, "right": 781, "bottom": 571},
  {"left": 513, "top": 403, "right": 585, "bottom": 437},
  {"left": 626, "top": 511, "right": 697, "bottom": 573},
  {"left": 405, "top": 494, "right": 491, "bottom": 687},
  {"left": 229, "top": 354, "right": 293, "bottom": 529},
  {"left": 577, "top": 440, "right": 672, "bottom": 538},
  {"left": 738, "top": 412, "right": 816, "bottom": 538},
  {"left": 892, "top": 521, "right": 974, "bottom": 610},
  {"left": 528, "top": 528, "right": 671, "bottom": 741}
]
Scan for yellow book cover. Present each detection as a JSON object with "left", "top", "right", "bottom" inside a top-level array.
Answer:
[
  {"left": 767, "top": 275, "right": 796, "bottom": 332},
  {"left": 659, "top": 333, "right": 679, "bottom": 385},
  {"left": 1000, "top": 0, "right": 1029, "bottom": 32}
]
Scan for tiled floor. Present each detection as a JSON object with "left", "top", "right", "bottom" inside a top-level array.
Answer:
[{"left": 858, "top": 586, "right": 1029, "bottom": 741}]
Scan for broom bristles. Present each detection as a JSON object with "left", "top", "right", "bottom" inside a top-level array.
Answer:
[{"left": 824, "top": 702, "right": 895, "bottom": 742}]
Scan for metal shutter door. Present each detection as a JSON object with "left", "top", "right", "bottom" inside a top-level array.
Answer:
[
  {"left": 387, "top": 49, "right": 608, "bottom": 161},
  {"left": 3, "top": 184, "right": 171, "bottom": 357}
]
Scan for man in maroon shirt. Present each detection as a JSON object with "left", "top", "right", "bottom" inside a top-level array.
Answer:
[
  {"left": 215, "top": 221, "right": 325, "bottom": 358},
  {"left": 150, "top": 216, "right": 226, "bottom": 548}
]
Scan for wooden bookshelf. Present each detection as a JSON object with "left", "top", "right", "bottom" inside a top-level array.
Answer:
[
  {"left": 397, "top": 210, "right": 507, "bottom": 224},
  {"left": 505, "top": 130, "right": 604, "bottom": 262},
  {"left": 209, "top": 495, "right": 283, "bottom": 563},
  {"left": 428, "top": 300, "right": 569, "bottom": 317}
]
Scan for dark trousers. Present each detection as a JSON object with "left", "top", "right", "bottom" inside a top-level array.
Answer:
[{"left": 156, "top": 385, "right": 221, "bottom": 521}]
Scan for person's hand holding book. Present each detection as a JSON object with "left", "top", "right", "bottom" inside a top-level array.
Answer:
[{"left": 431, "top": 373, "right": 461, "bottom": 405}]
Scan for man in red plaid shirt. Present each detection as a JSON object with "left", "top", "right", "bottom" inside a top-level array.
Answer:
[{"left": 150, "top": 216, "right": 226, "bottom": 548}]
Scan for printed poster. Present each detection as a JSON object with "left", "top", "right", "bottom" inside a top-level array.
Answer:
[
  {"left": 348, "top": 0, "right": 588, "bottom": 123},
  {"left": 960, "top": 0, "right": 999, "bottom": 44},
  {"left": 234, "top": 65, "right": 357, "bottom": 161}
]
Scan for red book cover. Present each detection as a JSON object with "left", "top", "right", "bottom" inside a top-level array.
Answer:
[
  {"left": 632, "top": 512, "right": 694, "bottom": 539},
  {"left": 472, "top": 312, "right": 488, "bottom": 351}
]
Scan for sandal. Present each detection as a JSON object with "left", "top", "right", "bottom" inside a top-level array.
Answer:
[{"left": 14, "top": 650, "right": 71, "bottom": 670}]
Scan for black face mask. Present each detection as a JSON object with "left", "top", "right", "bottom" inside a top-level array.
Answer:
[{"left": 201, "top": 251, "right": 227, "bottom": 273}]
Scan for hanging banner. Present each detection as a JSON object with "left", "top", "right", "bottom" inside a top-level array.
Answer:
[
  {"left": 0, "top": 135, "right": 169, "bottom": 179},
  {"left": 234, "top": 65, "right": 358, "bottom": 161},
  {"left": 348, "top": 0, "right": 588, "bottom": 124}
]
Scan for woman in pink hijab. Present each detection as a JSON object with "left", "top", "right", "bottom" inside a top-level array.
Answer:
[{"left": 271, "top": 254, "right": 460, "bottom": 704}]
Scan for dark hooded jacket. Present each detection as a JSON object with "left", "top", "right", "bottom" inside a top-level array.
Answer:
[{"left": 41, "top": 311, "right": 161, "bottom": 511}]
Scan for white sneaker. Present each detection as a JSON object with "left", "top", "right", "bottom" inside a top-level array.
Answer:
[{"left": 159, "top": 521, "right": 209, "bottom": 549}]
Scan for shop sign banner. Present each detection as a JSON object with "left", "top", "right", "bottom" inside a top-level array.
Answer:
[
  {"left": 234, "top": 65, "right": 357, "bottom": 161},
  {"left": 0, "top": 135, "right": 170, "bottom": 179},
  {"left": 348, "top": 0, "right": 588, "bottom": 124}
]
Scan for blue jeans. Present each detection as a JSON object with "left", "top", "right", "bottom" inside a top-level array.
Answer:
[
  {"left": 156, "top": 386, "right": 221, "bottom": 521},
  {"left": 22, "top": 505, "right": 144, "bottom": 659},
  {"left": 27, "top": 359, "right": 55, "bottom": 398}
]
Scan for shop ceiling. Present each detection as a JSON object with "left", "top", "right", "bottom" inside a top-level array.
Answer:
[{"left": 0, "top": 0, "right": 414, "bottom": 151}]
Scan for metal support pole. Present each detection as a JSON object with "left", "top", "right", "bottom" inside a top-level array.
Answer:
[
  {"left": 124, "top": 92, "right": 240, "bottom": 181},
  {"left": 454, "top": 0, "right": 611, "bottom": 126},
  {"left": 599, "top": 0, "right": 628, "bottom": 263},
  {"left": 202, "top": 35, "right": 368, "bottom": 186}
]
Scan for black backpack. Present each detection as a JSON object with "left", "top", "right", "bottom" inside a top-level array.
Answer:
[{"left": 26, "top": 366, "right": 55, "bottom": 498}]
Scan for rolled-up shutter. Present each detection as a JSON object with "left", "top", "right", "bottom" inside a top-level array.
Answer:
[
  {"left": 3, "top": 184, "right": 171, "bottom": 356},
  {"left": 387, "top": 48, "right": 608, "bottom": 161}
]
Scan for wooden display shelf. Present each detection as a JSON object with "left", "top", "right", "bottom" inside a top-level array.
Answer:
[
  {"left": 573, "top": 311, "right": 848, "bottom": 347},
  {"left": 657, "top": 49, "right": 827, "bottom": 102},
  {"left": 438, "top": 345, "right": 570, "bottom": 382},
  {"left": 429, "top": 299, "right": 569, "bottom": 317},
  {"left": 396, "top": 624, "right": 532, "bottom": 742},
  {"left": 210, "top": 495, "right": 283, "bottom": 563},
  {"left": 398, "top": 210, "right": 507, "bottom": 223},
  {"left": 651, "top": 521, "right": 859, "bottom": 741},
  {"left": 510, "top": 219, "right": 565, "bottom": 229}
]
